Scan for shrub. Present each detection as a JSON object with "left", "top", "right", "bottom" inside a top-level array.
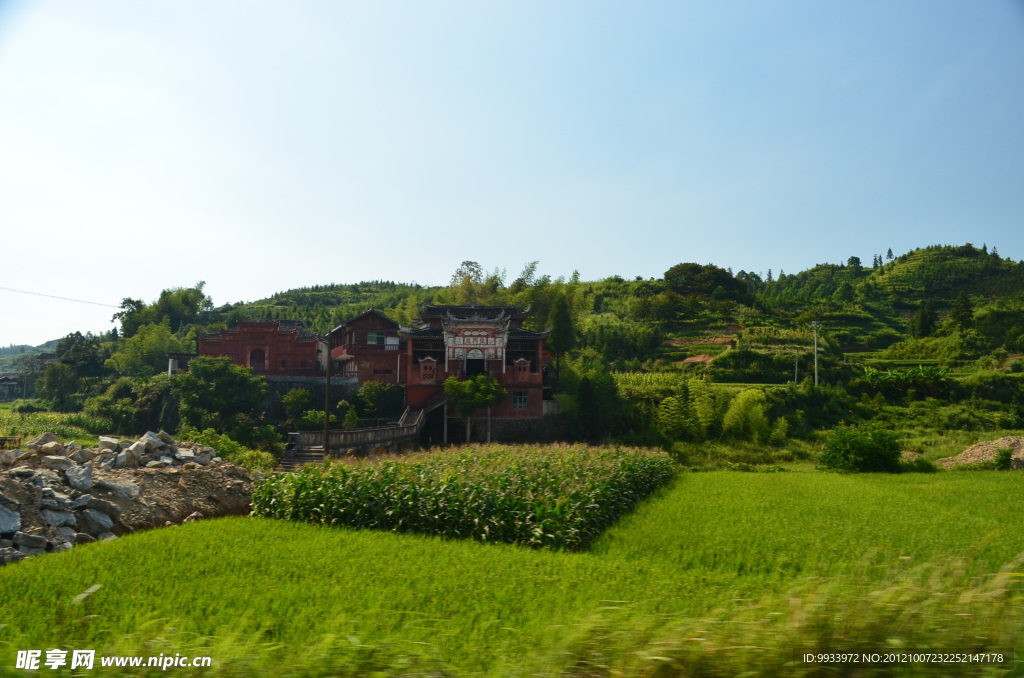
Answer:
[
  {"left": 297, "top": 409, "right": 336, "bottom": 430},
  {"left": 768, "top": 416, "right": 789, "bottom": 445},
  {"left": 995, "top": 447, "right": 1014, "bottom": 471},
  {"left": 10, "top": 399, "right": 46, "bottom": 413},
  {"left": 179, "top": 427, "right": 277, "bottom": 473},
  {"left": 818, "top": 424, "right": 901, "bottom": 473},
  {"left": 899, "top": 456, "right": 938, "bottom": 473},
  {"left": 721, "top": 389, "right": 770, "bottom": 442},
  {"left": 229, "top": 448, "right": 278, "bottom": 473}
]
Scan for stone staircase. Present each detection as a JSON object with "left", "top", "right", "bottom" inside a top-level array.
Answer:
[
  {"left": 276, "top": 395, "right": 449, "bottom": 472},
  {"left": 277, "top": 447, "right": 325, "bottom": 472}
]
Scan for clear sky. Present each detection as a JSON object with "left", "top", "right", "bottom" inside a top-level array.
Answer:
[{"left": 2, "top": 1, "right": 1023, "bottom": 347}]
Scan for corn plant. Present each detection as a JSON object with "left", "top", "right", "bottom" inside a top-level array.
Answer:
[{"left": 253, "top": 444, "right": 676, "bottom": 551}]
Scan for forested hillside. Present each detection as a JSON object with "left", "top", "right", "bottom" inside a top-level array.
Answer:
[{"left": 5, "top": 243, "right": 1022, "bottom": 469}]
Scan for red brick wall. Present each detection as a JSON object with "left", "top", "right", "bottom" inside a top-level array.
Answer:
[{"left": 198, "top": 322, "right": 319, "bottom": 377}]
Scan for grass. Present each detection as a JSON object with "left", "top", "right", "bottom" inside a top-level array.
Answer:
[{"left": 2, "top": 466, "right": 1022, "bottom": 676}]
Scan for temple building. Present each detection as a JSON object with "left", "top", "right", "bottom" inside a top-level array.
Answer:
[
  {"left": 199, "top": 306, "right": 550, "bottom": 442},
  {"left": 328, "top": 305, "right": 549, "bottom": 419}
]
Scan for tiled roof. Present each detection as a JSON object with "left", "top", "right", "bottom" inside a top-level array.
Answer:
[{"left": 418, "top": 305, "right": 528, "bottom": 321}]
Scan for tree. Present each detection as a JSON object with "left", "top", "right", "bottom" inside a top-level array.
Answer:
[
  {"left": 847, "top": 256, "right": 862, "bottom": 274},
  {"left": 509, "top": 261, "right": 539, "bottom": 295},
  {"left": 281, "top": 388, "right": 313, "bottom": 427},
  {"left": 356, "top": 380, "right": 403, "bottom": 421},
  {"left": 342, "top": 407, "right": 359, "bottom": 429},
  {"left": 111, "top": 283, "right": 213, "bottom": 338},
  {"left": 56, "top": 331, "right": 107, "bottom": 379},
  {"left": 450, "top": 261, "right": 485, "bottom": 305},
  {"left": 546, "top": 293, "right": 576, "bottom": 375},
  {"left": 83, "top": 375, "right": 176, "bottom": 434},
  {"left": 721, "top": 389, "right": 770, "bottom": 442},
  {"left": 172, "top": 357, "right": 267, "bottom": 440},
  {"left": 112, "top": 298, "right": 147, "bottom": 338},
  {"left": 443, "top": 375, "right": 505, "bottom": 442},
  {"left": 950, "top": 293, "right": 974, "bottom": 338},
  {"left": 832, "top": 281, "right": 855, "bottom": 304},
  {"left": 12, "top": 353, "right": 44, "bottom": 398},
  {"left": 105, "top": 322, "right": 193, "bottom": 377},
  {"left": 656, "top": 396, "right": 689, "bottom": 441},
  {"left": 37, "top": 362, "right": 79, "bottom": 411},
  {"left": 911, "top": 300, "right": 937, "bottom": 338},
  {"left": 886, "top": 248, "right": 894, "bottom": 262},
  {"left": 664, "top": 262, "right": 746, "bottom": 300},
  {"left": 148, "top": 283, "right": 214, "bottom": 333}
]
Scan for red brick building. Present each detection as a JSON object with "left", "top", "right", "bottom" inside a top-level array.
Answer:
[
  {"left": 330, "top": 305, "right": 548, "bottom": 419},
  {"left": 199, "top": 320, "right": 321, "bottom": 377},
  {"left": 402, "top": 305, "right": 548, "bottom": 419},
  {"left": 327, "top": 310, "right": 404, "bottom": 385}
]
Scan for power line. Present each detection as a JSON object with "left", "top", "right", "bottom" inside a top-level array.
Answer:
[{"left": 0, "top": 286, "right": 120, "bottom": 309}]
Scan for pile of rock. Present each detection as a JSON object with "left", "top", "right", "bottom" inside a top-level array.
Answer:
[
  {"left": 1, "top": 432, "right": 254, "bottom": 565},
  {"left": 936, "top": 436, "right": 1024, "bottom": 469}
]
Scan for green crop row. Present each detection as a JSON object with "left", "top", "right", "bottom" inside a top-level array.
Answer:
[{"left": 252, "top": 444, "right": 676, "bottom": 550}]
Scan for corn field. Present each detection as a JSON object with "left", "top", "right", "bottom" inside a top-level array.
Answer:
[
  {"left": 253, "top": 444, "right": 676, "bottom": 551},
  {"left": 0, "top": 410, "right": 114, "bottom": 444}
]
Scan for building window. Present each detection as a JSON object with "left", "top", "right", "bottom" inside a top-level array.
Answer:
[
  {"left": 513, "top": 391, "right": 528, "bottom": 410},
  {"left": 367, "top": 331, "right": 386, "bottom": 345},
  {"left": 420, "top": 359, "right": 436, "bottom": 384},
  {"left": 280, "top": 359, "right": 287, "bottom": 368}
]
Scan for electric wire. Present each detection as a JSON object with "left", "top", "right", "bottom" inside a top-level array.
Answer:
[{"left": 0, "top": 286, "right": 120, "bottom": 308}]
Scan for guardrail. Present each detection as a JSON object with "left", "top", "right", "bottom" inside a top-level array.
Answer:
[{"left": 294, "top": 422, "right": 421, "bottom": 453}]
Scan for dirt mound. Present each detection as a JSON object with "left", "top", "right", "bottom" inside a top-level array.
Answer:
[
  {"left": 1, "top": 432, "right": 254, "bottom": 565},
  {"left": 936, "top": 436, "right": 1024, "bottom": 469}
]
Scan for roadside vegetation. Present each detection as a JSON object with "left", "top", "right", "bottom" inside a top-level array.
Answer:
[
  {"left": 2, "top": 242, "right": 1023, "bottom": 674},
  {"left": 4, "top": 243, "right": 1023, "bottom": 472},
  {"left": 1, "top": 469, "right": 1022, "bottom": 676}
]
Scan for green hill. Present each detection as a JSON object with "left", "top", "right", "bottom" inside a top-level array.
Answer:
[{"left": 765, "top": 244, "right": 1024, "bottom": 311}]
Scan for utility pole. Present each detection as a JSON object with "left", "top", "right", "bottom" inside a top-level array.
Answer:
[
  {"left": 323, "top": 332, "right": 333, "bottom": 455},
  {"left": 810, "top": 321, "right": 821, "bottom": 387}
]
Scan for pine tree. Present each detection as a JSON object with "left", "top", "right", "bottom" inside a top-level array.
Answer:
[
  {"left": 950, "top": 293, "right": 974, "bottom": 337},
  {"left": 911, "top": 300, "right": 937, "bottom": 338},
  {"left": 546, "top": 294, "right": 576, "bottom": 375}
]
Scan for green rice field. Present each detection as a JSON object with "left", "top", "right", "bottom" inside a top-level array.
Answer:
[{"left": 1, "top": 467, "right": 1022, "bottom": 676}]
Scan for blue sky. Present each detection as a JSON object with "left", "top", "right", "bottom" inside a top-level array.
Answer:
[{"left": 1, "top": 1, "right": 1023, "bottom": 347}]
